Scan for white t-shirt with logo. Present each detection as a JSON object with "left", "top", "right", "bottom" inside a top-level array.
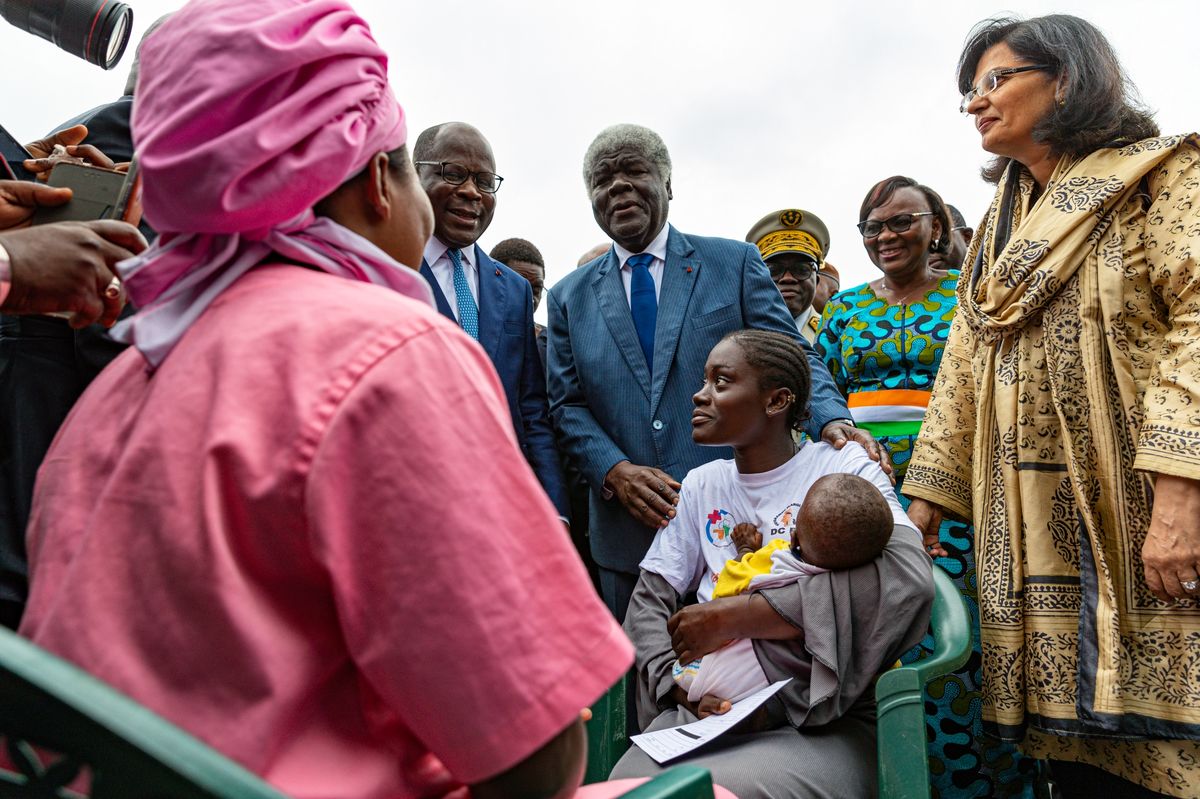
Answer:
[{"left": 640, "top": 441, "right": 914, "bottom": 602}]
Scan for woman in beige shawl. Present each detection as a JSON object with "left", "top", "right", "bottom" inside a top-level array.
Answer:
[{"left": 903, "top": 14, "right": 1200, "bottom": 798}]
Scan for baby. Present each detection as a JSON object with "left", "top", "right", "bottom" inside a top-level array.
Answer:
[{"left": 672, "top": 472, "right": 895, "bottom": 704}]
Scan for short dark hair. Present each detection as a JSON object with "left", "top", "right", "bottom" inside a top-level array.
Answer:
[
  {"left": 859, "top": 176, "right": 952, "bottom": 255},
  {"left": 489, "top": 238, "right": 544, "bottom": 269},
  {"left": 412, "top": 124, "right": 447, "bottom": 163},
  {"left": 957, "top": 14, "right": 1159, "bottom": 184},
  {"left": 798, "top": 473, "right": 892, "bottom": 570},
  {"left": 721, "top": 329, "right": 810, "bottom": 433},
  {"left": 313, "top": 146, "right": 410, "bottom": 218},
  {"left": 947, "top": 204, "right": 968, "bottom": 229}
]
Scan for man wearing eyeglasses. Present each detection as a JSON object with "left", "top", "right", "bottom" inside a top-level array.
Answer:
[
  {"left": 745, "top": 209, "right": 830, "bottom": 343},
  {"left": 413, "top": 122, "right": 569, "bottom": 523}
]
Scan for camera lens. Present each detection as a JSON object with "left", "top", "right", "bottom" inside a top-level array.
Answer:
[{"left": 0, "top": 0, "right": 134, "bottom": 70}]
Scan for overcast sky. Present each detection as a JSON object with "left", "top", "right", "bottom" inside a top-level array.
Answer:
[{"left": 2, "top": 1, "right": 1194, "bottom": 323}]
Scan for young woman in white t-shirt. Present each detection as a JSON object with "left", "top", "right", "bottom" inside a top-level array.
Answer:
[{"left": 638, "top": 329, "right": 912, "bottom": 718}]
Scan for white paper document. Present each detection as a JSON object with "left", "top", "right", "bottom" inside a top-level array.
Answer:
[{"left": 630, "top": 679, "right": 792, "bottom": 764}]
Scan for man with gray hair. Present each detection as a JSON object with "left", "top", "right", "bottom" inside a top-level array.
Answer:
[{"left": 546, "top": 123, "right": 887, "bottom": 623}]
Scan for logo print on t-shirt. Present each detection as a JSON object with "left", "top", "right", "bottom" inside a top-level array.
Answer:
[
  {"left": 772, "top": 503, "right": 802, "bottom": 537},
  {"left": 705, "top": 509, "right": 735, "bottom": 547}
]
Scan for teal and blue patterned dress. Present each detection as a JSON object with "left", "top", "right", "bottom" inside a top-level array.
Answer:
[{"left": 816, "top": 271, "right": 1034, "bottom": 798}]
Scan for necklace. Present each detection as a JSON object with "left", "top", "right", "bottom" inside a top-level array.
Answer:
[{"left": 879, "top": 272, "right": 937, "bottom": 305}]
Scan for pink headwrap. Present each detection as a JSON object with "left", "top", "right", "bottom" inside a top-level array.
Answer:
[{"left": 113, "top": 0, "right": 432, "bottom": 365}]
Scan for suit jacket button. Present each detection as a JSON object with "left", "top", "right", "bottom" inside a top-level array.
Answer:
[{"left": 652, "top": 420, "right": 664, "bottom": 431}]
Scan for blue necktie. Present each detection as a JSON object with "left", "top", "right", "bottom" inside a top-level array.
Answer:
[
  {"left": 449, "top": 248, "right": 479, "bottom": 340},
  {"left": 627, "top": 253, "right": 657, "bottom": 372}
]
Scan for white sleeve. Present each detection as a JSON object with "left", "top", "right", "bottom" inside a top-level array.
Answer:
[
  {"left": 834, "top": 443, "right": 918, "bottom": 532},
  {"left": 638, "top": 481, "right": 705, "bottom": 596}
]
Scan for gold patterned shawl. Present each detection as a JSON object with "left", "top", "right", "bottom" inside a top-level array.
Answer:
[{"left": 905, "top": 135, "right": 1200, "bottom": 796}]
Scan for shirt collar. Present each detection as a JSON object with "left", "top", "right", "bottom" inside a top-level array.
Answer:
[
  {"left": 424, "top": 237, "right": 476, "bottom": 270},
  {"left": 613, "top": 224, "right": 670, "bottom": 268},
  {"left": 794, "top": 306, "right": 815, "bottom": 329}
]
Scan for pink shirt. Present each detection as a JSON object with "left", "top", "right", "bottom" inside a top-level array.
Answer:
[{"left": 20, "top": 265, "right": 632, "bottom": 799}]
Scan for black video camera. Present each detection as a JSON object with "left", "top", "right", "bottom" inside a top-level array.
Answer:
[{"left": 0, "top": 0, "right": 133, "bottom": 70}]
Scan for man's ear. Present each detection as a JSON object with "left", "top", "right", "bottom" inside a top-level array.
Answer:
[
  {"left": 665, "top": 177, "right": 673, "bottom": 201},
  {"left": 365, "top": 152, "right": 393, "bottom": 219}
]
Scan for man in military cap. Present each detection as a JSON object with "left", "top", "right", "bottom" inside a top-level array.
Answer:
[{"left": 745, "top": 208, "right": 830, "bottom": 342}]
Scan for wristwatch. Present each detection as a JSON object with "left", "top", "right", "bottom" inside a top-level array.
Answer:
[{"left": 821, "top": 418, "right": 856, "bottom": 432}]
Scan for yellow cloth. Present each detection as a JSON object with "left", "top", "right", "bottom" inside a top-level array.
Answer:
[
  {"left": 713, "top": 539, "right": 790, "bottom": 599},
  {"left": 905, "top": 134, "right": 1200, "bottom": 797}
]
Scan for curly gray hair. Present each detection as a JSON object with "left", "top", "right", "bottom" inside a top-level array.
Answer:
[{"left": 582, "top": 124, "right": 672, "bottom": 189}]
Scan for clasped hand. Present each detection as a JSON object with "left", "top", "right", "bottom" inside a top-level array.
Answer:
[{"left": 605, "top": 460, "right": 680, "bottom": 528}]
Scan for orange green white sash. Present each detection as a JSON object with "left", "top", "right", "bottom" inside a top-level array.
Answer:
[{"left": 848, "top": 389, "right": 930, "bottom": 437}]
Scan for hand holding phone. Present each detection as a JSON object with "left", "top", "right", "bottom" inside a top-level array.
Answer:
[
  {"left": 30, "top": 160, "right": 142, "bottom": 227},
  {"left": 0, "top": 180, "right": 73, "bottom": 231}
]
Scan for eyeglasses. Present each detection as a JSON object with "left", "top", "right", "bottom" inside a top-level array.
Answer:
[
  {"left": 768, "top": 259, "right": 818, "bottom": 281},
  {"left": 415, "top": 161, "right": 504, "bottom": 194},
  {"left": 857, "top": 212, "right": 935, "bottom": 239},
  {"left": 959, "top": 64, "right": 1049, "bottom": 113}
]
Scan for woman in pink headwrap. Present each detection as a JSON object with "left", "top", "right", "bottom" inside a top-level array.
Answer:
[{"left": 16, "top": 1, "right": 634, "bottom": 797}]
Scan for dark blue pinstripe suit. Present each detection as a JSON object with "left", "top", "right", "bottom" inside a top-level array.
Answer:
[{"left": 547, "top": 226, "right": 850, "bottom": 614}]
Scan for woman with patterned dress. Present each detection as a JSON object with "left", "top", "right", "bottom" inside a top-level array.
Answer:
[
  {"left": 903, "top": 14, "right": 1200, "bottom": 799},
  {"left": 816, "top": 176, "right": 1034, "bottom": 797}
]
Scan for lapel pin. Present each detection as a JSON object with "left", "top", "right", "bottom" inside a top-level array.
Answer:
[
  {"left": 495, "top": 268, "right": 501, "bottom": 276},
  {"left": 686, "top": 266, "right": 693, "bottom": 273}
]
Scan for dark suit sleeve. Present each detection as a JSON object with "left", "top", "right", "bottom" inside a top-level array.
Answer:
[
  {"left": 51, "top": 97, "right": 134, "bottom": 162},
  {"left": 737, "top": 244, "right": 851, "bottom": 439},
  {"left": 514, "top": 281, "right": 570, "bottom": 519},
  {"left": 546, "top": 288, "right": 629, "bottom": 490}
]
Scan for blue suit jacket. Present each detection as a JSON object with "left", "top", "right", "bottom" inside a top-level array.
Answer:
[
  {"left": 420, "top": 246, "right": 569, "bottom": 518},
  {"left": 546, "top": 226, "right": 850, "bottom": 573}
]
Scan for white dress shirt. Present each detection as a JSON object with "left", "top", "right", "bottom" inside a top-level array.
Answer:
[
  {"left": 423, "top": 237, "right": 479, "bottom": 322},
  {"left": 612, "top": 223, "right": 669, "bottom": 305},
  {"left": 794, "top": 306, "right": 817, "bottom": 342}
]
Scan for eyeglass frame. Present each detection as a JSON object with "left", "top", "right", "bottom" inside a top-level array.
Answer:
[
  {"left": 959, "top": 64, "right": 1050, "bottom": 114},
  {"left": 766, "top": 257, "right": 820, "bottom": 281},
  {"left": 414, "top": 160, "right": 505, "bottom": 194},
  {"left": 856, "top": 211, "right": 936, "bottom": 239}
]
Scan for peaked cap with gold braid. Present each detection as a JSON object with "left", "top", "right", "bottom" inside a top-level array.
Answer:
[{"left": 745, "top": 208, "right": 831, "bottom": 264}]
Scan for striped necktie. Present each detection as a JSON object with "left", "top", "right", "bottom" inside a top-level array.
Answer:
[
  {"left": 627, "top": 252, "right": 657, "bottom": 371},
  {"left": 449, "top": 248, "right": 479, "bottom": 340}
]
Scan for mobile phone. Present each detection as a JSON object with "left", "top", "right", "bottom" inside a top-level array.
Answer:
[
  {"left": 109, "top": 156, "right": 142, "bottom": 225},
  {"left": 31, "top": 162, "right": 129, "bottom": 226},
  {"left": 0, "top": 122, "right": 38, "bottom": 181}
]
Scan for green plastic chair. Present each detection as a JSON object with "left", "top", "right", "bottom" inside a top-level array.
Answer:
[
  {"left": 585, "top": 677, "right": 629, "bottom": 783},
  {"left": 875, "top": 565, "right": 973, "bottom": 799},
  {"left": 0, "top": 625, "right": 290, "bottom": 798},
  {"left": 618, "top": 766, "right": 715, "bottom": 799}
]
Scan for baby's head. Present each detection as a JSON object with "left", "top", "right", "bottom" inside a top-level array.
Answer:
[{"left": 793, "top": 474, "right": 892, "bottom": 570}]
